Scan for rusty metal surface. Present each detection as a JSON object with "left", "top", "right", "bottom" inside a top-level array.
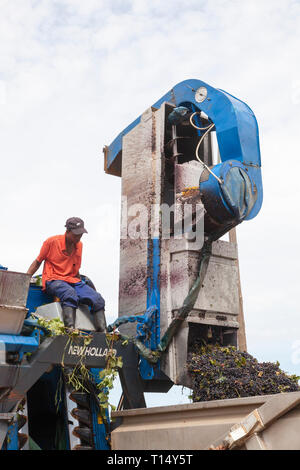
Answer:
[
  {"left": 161, "top": 237, "right": 240, "bottom": 387},
  {"left": 0, "top": 305, "right": 28, "bottom": 335},
  {"left": 118, "top": 108, "right": 155, "bottom": 324},
  {"left": 0, "top": 270, "right": 31, "bottom": 307},
  {"left": 0, "top": 270, "right": 30, "bottom": 334},
  {"left": 116, "top": 102, "right": 243, "bottom": 388}
]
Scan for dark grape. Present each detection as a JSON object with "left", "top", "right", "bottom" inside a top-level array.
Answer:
[{"left": 187, "top": 343, "right": 300, "bottom": 403}]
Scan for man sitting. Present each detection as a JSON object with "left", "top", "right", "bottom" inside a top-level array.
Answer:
[{"left": 27, "top": 217, "right": 106, "bottom": 332}]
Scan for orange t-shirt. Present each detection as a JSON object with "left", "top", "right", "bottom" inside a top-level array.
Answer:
[{"left": 36, "top": 234, "right": 82, "bottom": 289}]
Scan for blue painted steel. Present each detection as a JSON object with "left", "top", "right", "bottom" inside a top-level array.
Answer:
[
  {"left": 0, "top": 334, "right": 39, "bottom": 355},
  {"left": 107, "top": 306, "right": 157, "bottom": 333},
  {"left": 199, "top": 160, "right": 258, "bottom": 225},
  {"left": 0, "top": 265, "right": 7, "bottom": 270},
  {"left": 106, "top": 78, "right": 262, "bottom": 220},
  {"left": 136, "top": 306, "right": 158, "bottom": 341},
  {"left": 5, "top": 420, "right": 19, "bottom": 450},
  {"left": 139, "top": 238, "right": 161, "bottom": 380},
  {"left": 26, "top": 285, "right": 53, "bottom": 317},
  {"left": 146, "top": 238, "right": 160, "bottom": 348},
  {"left": 89, "top": 368, "right": 110, "bottom": 450}
]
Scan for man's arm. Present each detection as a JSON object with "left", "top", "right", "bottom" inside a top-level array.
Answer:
[
  {"left": 27, "top": 238, "right": 50, "bottom": 277},
  {"left": 27, "top": 259, "right": 42, "bottom": 276}
]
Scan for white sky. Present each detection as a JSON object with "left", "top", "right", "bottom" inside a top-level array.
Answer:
[{"left": 1, "top": 0, "right": 300, "bottom": 407}]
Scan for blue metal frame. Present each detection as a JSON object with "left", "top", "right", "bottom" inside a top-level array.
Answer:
[
  {"left": 89, "top": 368, "right": 110, "bottom": 450},
  {"left": 5, "top": 420, "right": 19, "bottom": 450},
  {"left": 0, "top": 334, "right": 39, "bottom": 356},
  {"left": 138, "top": 238, "right": 161, "bottom": 380}
]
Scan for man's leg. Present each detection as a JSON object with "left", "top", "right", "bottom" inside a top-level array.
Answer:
[
  {"left": 73, "top": 281, "right": 106, "bottom": 332},
  {"left": 45, "top": 280, "right": 79, "bottom": 328}
]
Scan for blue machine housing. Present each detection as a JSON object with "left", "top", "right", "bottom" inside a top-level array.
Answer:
[
  {"left": 105, "top": 78, "right": 263, "bottom": 220},
  {"left": 199, "top": 159, "right": 258, "bottom": 229}
]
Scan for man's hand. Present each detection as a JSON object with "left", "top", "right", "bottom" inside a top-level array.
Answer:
[{"left": 27, "top": 259, "right": 42, "bottom": 276}]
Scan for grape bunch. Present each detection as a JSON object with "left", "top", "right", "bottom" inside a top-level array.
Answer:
[{"left": 187, "top": 343, "right": 300, "bottom": 403}]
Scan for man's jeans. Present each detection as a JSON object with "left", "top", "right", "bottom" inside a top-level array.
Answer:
[{"left": 45, "top": 280, "right": 105, "bottom": 313}]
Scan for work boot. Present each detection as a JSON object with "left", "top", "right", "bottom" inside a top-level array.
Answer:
[
  {"left": 93, "top": 309, "right": 106, "bottom": 332},
  {"left": 62, "top": 306, "right": 76, "bottom": 329}
]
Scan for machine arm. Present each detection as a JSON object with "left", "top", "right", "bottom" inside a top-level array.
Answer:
[{"left": 105, "top": 78, "right": 263, "bottom": 222}]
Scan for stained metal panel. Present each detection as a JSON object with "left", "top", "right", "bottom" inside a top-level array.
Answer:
[
  {"left": 35, "top": 302, "right": 96, "bottom": 331},
  {"left": 111, "top": 392, "right": 300, "bottom": 450},
  {"left": 0, "top": 271, "right": 31, "bottom": 307},
  {"left": 0, "top": 271, "right": 30, "bottom": 335},
  {"left": 117, "top": 103, "right": 242, "bottom": 388}
]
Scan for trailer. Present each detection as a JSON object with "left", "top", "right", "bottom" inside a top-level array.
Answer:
[{"left": 111, "top": 392, "right": 300, "bottom": 450}]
